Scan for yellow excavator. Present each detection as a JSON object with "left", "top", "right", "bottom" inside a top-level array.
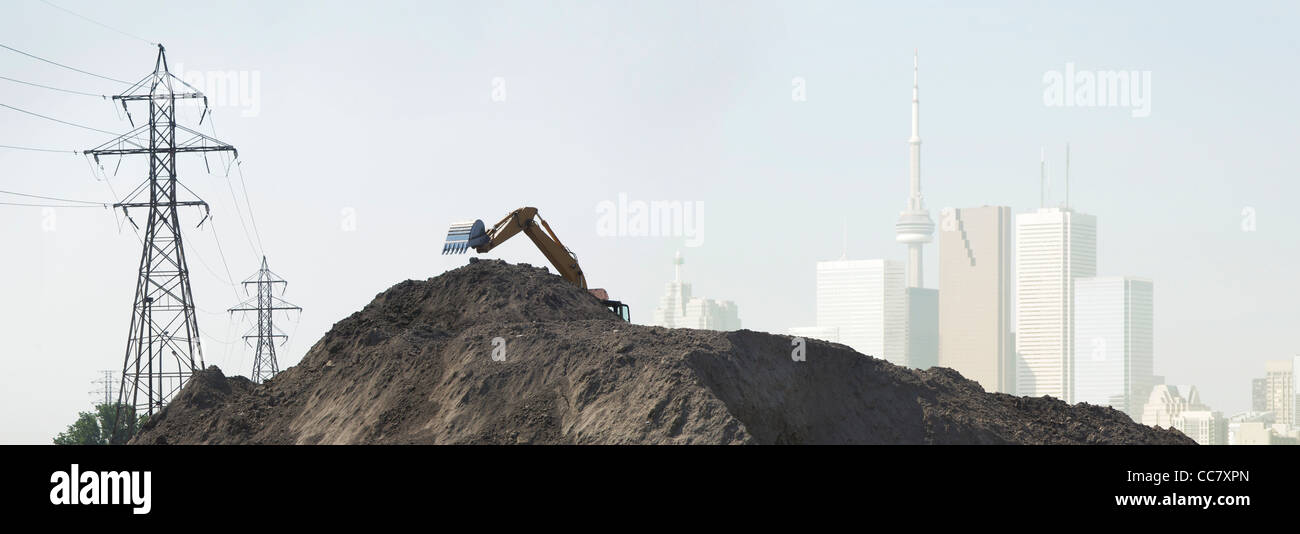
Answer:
[{"left": 442, "top": 207, "right": 631, "bottom": 322}]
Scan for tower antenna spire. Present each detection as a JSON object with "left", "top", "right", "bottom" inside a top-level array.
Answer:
[
  {"left": 1040, "top": 147, "right": 1046, "bottom": 209},
  {"left": 673, "top": 250, "right": 684, "bottom": 283},
  {"left": 841, "top": 217, "right": 848, "bottom": 260},
  {"left": 1065, "top": 142, "right": 1071, "bottom": 210},
  {"left": 896, "top": 49, "right": 934, "bottom": 288}
]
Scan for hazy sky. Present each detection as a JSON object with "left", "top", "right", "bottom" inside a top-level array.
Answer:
[{"left": 2, "top": 0, "right": 1296, "bottom": 443}]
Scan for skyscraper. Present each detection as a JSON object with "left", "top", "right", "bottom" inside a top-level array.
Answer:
[
  {"left": 905, "top": 287, "right": 938, "bottom": 369},
  {"left": 651, "top": 251, "right": 741, "bottom": 331},
  {"left": 1265, "top": 359, "right": 1294, "bottom": 427},
  {"left": 895, "top": 50, "right": 934, "bottom": 289},
  {"left": 1251, "top": 377, "right": 1268, "bottom": 412},
  {"left": 1073, "top": 276, "right": 1154, "bottom": 419},
  {"left": 1015, "top": 207, "right": 1097, "bottom": 401},
  {"left": 810, "top": 259, "right": 906, "bottom": 365},
  {"left": 938, "top": 205, "right": 1014, "bottom": 393}
]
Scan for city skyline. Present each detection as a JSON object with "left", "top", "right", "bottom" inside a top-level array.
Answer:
[
  {"left": 2, "top": 1, "right": 1297, "bottom": 443},
  {"left": 651, "top": 250, "right": 741, "bottom": 331}
]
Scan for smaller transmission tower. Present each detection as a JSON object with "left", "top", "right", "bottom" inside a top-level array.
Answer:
[
  {"left": 229, "top": 257, "right": 300, "bottom": 383},
  {"left": 90, "top": 370, "right": 116, "bottom": 406}
]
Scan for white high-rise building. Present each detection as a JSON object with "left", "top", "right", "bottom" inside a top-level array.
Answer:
[
  {"left": 1015, "top": 207, "right": 1096, "bottom": 401},
  {"left": 938, "top": 206, "right": 1014, "bottom": 393},
  {"left": 800, "top": 259, "right": 906, "bottom": 364},
  {"left": 651, "top": 252, "right": 741, "bottom": 331},
  {"left": 1073, "top": 277, "right": 1154, "bottom": 419}
]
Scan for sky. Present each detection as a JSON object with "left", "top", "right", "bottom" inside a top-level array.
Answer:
[{"left": 1, "top": 0, "right": 1297, "bottom": 443}]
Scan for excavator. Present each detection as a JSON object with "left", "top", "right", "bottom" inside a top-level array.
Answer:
[{"left": 442, "top": 207, "right": 631, "bottom": 322}]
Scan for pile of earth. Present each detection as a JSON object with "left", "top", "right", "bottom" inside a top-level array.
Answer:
[{"left": 132, "top": 259, "right": 1194, "bottom": 445}]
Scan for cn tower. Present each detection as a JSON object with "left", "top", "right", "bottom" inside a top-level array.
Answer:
[{"left": 895, "top": 50, "right": 934, "bottom": 288}]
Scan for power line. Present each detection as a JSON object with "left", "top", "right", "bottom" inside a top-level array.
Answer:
[
  {"left": 0, "top": 102, "right": 120, "bottom": 135},
  {"left": 84, "top": 153, "right": 129, "bottom": 228},
  {"left": 189, "top": 216, "right": 242, "bottom": 293},
  {"left": 236, "top": 160, "right": 266, "bottom": 253},
  {"left": 37, "top": 0, "right": 157, "bottom": 47},
  {"left": 219, "top": 162, "right": 262, "bottom": 258},
  {"left": 0, "top": 143, "right": 79, "bottom": 154},
  {"left": 207, "top": 215, "right": 242, "bottom": 298},
  {"left": 0, "top": 74, "right": 109, "bottom": 98},
  {"left": 0, "top": 200, "right": 104, "bottom": 208},
  {"left": 0, "top": 43, "right": 132, "bottom": 85},
  {"left": 0, "top": 188, "right": 106, "bottom": 205},
  {"left": 205, "top": 115, "right": 263, "bottom": 257}
]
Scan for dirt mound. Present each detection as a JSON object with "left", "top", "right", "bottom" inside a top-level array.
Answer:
[{"left": 133, "top": 259, "right": 1193, "bottom": 445}]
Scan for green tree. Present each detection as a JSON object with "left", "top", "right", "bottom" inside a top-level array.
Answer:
[
  {"left": 96, "top": 403, "right": 146, "bottom": 444},
  {"left": 53, "top": 412, "right": 102, "bottom": 445},
  {"left": 53, "top": 403, "right": 147, "bottom": 445}
]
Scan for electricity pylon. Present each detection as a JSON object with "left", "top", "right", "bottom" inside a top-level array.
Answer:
[
  {"left": 229, "top": 256, "right": 300, "bottom": 384},
  {"left": 85, "top": 44, "right": 237, "bottom": 442},
  {"left": 90, "top": 370, "right": 116, "bottom": 406}
]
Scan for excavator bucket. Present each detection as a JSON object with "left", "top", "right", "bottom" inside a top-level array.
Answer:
[{"left": 443, "top": 219, "right": 487, "bottom": 254}]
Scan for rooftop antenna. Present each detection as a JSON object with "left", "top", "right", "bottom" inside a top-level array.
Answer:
[
  {"left": 1039, "top": 147, "right": 1045, "bottom": 209},
  {"left": 1065, "top": 142, "right": 1071, "bottom": 210},
  {"left": 673, "top": 250, "right": 684, "bottom": 283},
  {"left": 840, "top": 217, "right": 847, "bottom": 260}
]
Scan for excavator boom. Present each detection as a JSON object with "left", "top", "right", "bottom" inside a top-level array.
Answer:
[{"left": 443, "top": 207, "right": 629, "bottom": 321}]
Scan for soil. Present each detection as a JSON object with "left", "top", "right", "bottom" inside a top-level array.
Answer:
[{"left": 132, "top": 259, "right": 1194, "bottom": 445}]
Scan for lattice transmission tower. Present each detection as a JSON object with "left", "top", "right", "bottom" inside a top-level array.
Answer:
[
  {"left": 229, "top": 256, "right": 300, "bottom": 384},
  {"left": 85, "top": 44, "right": 237, "bottom": 441},
  {"left": 90, "top": 370, "right": 116, "bottom": 406}
]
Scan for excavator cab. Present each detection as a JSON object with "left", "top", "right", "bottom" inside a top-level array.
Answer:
[
  {"left": 588, "top": 288, "right": 630, "bottom": 322},
  {"left": 443, "top": 208, "right": 632, "bottom": 322},
  {"left": 606, "top": 301, "right": 631, "bottom": 322}
]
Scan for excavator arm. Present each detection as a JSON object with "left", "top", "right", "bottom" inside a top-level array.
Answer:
[
  {"left": 443, "top": 207, "right": 629, "bottom": 321},
  {"left": 471, "top": 207, "right": 587, "bottom": 289}
]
